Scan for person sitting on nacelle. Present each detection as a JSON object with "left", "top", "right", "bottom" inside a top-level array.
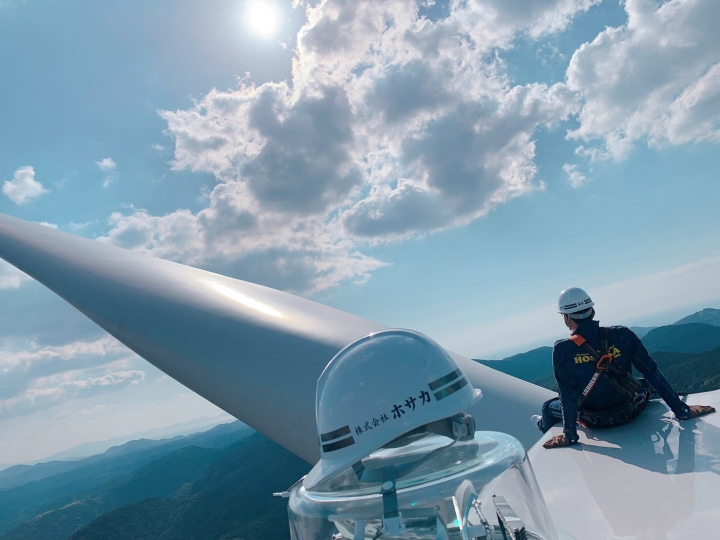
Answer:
[{"left": 535, "top": 287, "right": 716, "bottom": 449}]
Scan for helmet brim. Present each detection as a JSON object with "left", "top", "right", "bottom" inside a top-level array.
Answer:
[{"left": 304, "top": 388, "right": 482, "bottom": 490}]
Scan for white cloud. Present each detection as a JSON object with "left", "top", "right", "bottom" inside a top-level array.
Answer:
[
  {"left": 34, "top": 221, "right": 58, "bottom": 229},
  {"left": 0, "top": 335, "right": 135, "bottom": 421},
  {"left": 2, "top": 166, "right": 49, "bottom": 205},
  {"left": 0, "top": 335, "right": 128, "bottom": 372},
  {"left": 567, "top": 0, "right": 720, "bottom": 159},
  {"left": 77, "top": 404, "right": 106, "bottom": 415},
  {"left": 95, "top": 157, "right": 116, "bottom": 171},
  {"left": 96, "top": 158, "right": 117, "bottom": 187},
  {"left": 562, "top": 163, "right": 590, "bottom": 187},
  {"left": 0, "top": 370, "right": 145, "bottom": 417},
  {"left": 100, "top": 0, "right": 591, "bottom": 293},
  {"left": 69, "top": 221, "right": 92, "bottom": 232},
  {"left": 0, "top": 260, "right": 31, "bottom": 290},
  {"left": 97, "top": 205, "right": 386, "bottom": 294}
]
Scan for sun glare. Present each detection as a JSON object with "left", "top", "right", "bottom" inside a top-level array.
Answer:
[{"left": 245, "top": 1, "right": 281, "bottom": 39}]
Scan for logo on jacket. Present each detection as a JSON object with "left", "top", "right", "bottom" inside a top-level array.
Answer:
[{"left": 574, "top": 346, "right": 621, "bottom": 364}]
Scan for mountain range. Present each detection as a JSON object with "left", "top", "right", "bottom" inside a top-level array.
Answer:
[
  {"left": 476, "top": 308, "right": 720, "bottom": 394},
  {"left": 0, "top": 422, "right": 253, "bottom": 539}
]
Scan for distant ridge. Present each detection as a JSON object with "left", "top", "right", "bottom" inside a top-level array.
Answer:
[
  {"left": 477, "top": 347, "right": 554, "bottom": 390},
  {"left": 0, "top": 420, "right": 251, "bottom": 534},
  {"left": 642, "top": 323, "right": 720, "bottom": 354},
  {"left": 474, "top": 306, "right": 720, "bottom": 395},
  {"left": 674, "top": 308, "right": 720, "bottom": 327},
  {"left": 0, "top": 421, "right": 247, "bottom": 493},
  {"left": 629, "top": 326, "right": 656, "bottom": 339},
  {"left": 40, "top": 414, "right": 236, "bottom": 463},
  {"left": 0, "top": 446, "right": 230, "bottom": 540}
]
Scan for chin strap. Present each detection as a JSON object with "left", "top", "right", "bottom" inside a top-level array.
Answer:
[
  {"left": 380, "top": 467, "right": 403, "bottom": 536},
  {"left": 426, "top": 413, "right": 477, "bottom": 442},
  {"left": 382, "top": 413, "right": 477, "bottom": 450}
]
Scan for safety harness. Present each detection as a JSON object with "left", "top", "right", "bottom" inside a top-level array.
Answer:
[{"left": 569, "top": 327, "right": 650, "bottom": 428}]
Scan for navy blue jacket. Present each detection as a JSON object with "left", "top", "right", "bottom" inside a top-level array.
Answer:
[{"left": 552, "top": 320, "right": 690, "bottom": 439}]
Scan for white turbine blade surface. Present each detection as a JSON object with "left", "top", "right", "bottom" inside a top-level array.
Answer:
[{"left": 0, "top": 213, "right": 552, "bottom": 462}]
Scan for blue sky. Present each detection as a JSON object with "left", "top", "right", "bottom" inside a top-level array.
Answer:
[{"left": 1, "top": 0, "right": 719, "bottom": 464}]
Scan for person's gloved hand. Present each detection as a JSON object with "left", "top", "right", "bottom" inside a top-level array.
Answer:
[
  {"left": 678, "top": 405, "right": 716, "bottom": 420},
  {"left": 543, "top": 434, "right": 577, "bottom": 449}
]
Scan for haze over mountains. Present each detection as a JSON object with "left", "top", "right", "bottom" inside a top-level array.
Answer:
[
  {"left": 40, "top": 415, "right": 235, "bottom": 463},
  {"left": 476, "top": 308, "right": 720, "bottom": 394},
  {"left": 0, "top": 422, "right": 257, "bottom": 539},
  {"left": 0, "top": 420, "right": 309, "bottom": 540}
]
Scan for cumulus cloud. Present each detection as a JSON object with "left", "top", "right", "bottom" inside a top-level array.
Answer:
[
  {"left": 567, "top": 0, "right": 720, "bottom": 159},
  {"left": 95, "top": 0, "right": 591, "bottom": 292},
  {"left": 562, "top": 163, "right": 590, "bottom": 187},
  {"left": 2, "top": 166, "right": 49, "bottom": 205},
  {"left": 450, "top": 0, "right": 601, "bottom": 41}
]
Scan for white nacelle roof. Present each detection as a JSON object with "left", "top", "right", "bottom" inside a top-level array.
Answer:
[{"left": 530, "top": 390, "right": 720, "bottom": 540}]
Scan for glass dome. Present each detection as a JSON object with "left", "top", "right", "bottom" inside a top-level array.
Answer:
[{"left": 288, "top": 431, "right": 562, "bottom": 540}]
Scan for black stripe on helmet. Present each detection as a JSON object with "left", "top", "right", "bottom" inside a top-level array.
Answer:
[
  {"left": 433, "top": 376, "right": 469, "bottom": 401},
  {"left": 320, "top": 425, "right": 351, "bottom": 443},
  {"left": 428, "top": 368, "right": 463, "bottom": 391},
  {"left": 322, "top": 436, "right": 355, "bottom": 453}
]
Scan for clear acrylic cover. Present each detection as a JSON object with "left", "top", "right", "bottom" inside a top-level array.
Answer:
[{"left": 288, "top": 431, "right": 560, "bottom": 540}]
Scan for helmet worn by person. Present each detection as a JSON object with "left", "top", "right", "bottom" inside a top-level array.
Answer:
[
  {"left": 304, "top": 329, "right": 482, "bottom": 490},
  {"left": 558, "top": 286, "right": 595, "bottom": 319}
]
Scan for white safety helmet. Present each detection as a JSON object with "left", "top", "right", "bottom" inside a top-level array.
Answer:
[
  {"left": 304, "top": 329, "right": 482, "bottom": 490},
  {"left": 558, "top": 286, "right": 595, "bottom": 317}
]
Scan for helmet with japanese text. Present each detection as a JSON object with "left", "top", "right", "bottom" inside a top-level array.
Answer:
[
  {"left": 558, "top": 286, "right": 595, "bottom": 318},
  {"left": 304, "top": 329, "right": 482, "bottom": 490}
]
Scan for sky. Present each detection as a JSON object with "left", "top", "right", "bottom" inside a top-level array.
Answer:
[{"left": 1, "top": 0, "right": 719, "bottom": 465}]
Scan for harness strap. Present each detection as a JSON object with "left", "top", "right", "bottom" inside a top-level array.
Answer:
[
  {"left": 570, "top": 328, "right": 649, "bottom": 428},
  {"left": 575, "top": 328, "right": 624, "bottom": 407}
]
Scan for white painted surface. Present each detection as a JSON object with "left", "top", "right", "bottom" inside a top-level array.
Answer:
[
  {"left": 0, "top": 213, "right": 552, "bottom": 463},
  {"left": 530, "top": 391, "right": 720, "bottom": 540}
]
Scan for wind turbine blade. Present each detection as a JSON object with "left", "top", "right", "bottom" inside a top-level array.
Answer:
[{"left": 0, "top": 213, "right": 552, "bottom": 462}]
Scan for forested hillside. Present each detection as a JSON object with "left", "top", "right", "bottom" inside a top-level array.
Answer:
[
  {"left": 0, "top": 422, "right": 250, "bottom": 539},
  {"left": 477, "top": 347, "right": 555, "bottom": 389},
  {"left": 67, "top": 434, "right": 310, "bottom": 540}
]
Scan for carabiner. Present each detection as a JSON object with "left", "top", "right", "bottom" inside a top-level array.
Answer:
[{"left": 596, "top": 354, "right": 613, "bottom": 371}]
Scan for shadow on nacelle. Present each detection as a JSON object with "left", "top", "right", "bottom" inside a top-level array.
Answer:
[
  {"left": 574, "top": 400, "right": 719, "bottom": 476},
  {"left": 532, "top": 396, "right": 720, "bottom": 539}
]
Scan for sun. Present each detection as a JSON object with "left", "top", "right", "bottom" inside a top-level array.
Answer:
[{"left": 245, "top": 1, "right": 281, "bottom": 39}]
